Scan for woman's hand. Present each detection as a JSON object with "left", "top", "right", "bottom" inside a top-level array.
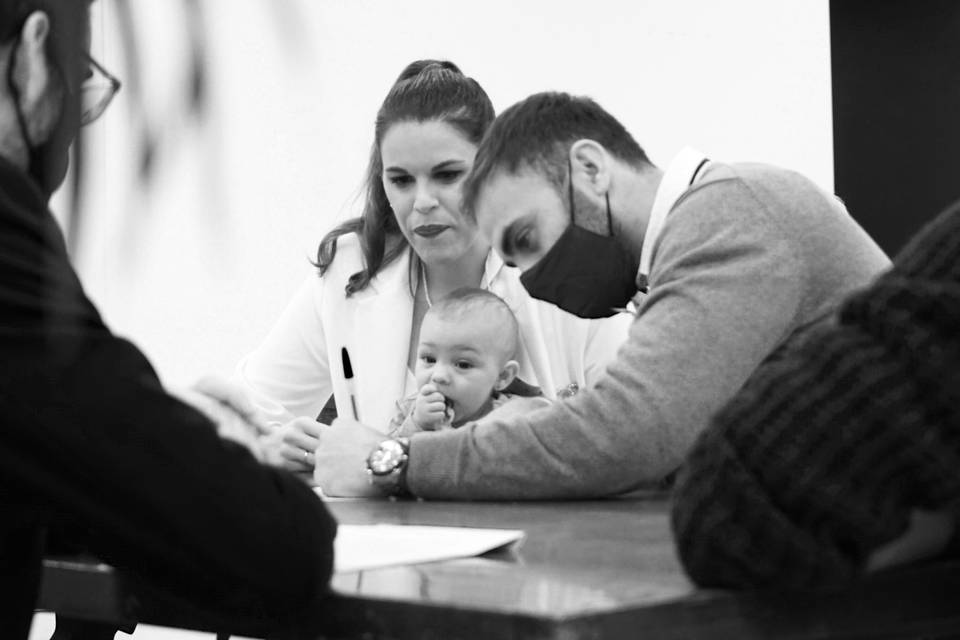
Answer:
[
  {"left": 412, "top": 383, "right": 452, "bottom": 430},
  {"left": 259, "top": 417, "right": 323, "bottom": 472}
]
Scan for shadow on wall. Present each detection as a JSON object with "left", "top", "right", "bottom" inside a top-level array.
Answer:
[{"left": 67, "top": 0, "right": 307, "bottom": 255}]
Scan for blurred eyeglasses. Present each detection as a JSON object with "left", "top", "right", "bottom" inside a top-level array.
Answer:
[{"left": 80, "top": 53, "right": 121, "bottom": 125}]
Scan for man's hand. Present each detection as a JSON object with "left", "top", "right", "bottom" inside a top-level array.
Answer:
[
  {"left": 171, "top": 375, "right": 270, "bottom": 462},
  {"left": 412, "top": 383, "right": 452, "bottom": 431},
  {"left": 314, "top": 418, "right": 390, "bottom": 497}
]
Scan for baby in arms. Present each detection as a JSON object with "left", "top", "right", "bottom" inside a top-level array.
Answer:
[{"left": 389, "top": 288, "right": 549, "bottom": 436}]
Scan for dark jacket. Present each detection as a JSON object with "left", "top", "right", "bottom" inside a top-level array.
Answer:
[{"left": 0, "top": 158, "right": 336, "bottom": 638}]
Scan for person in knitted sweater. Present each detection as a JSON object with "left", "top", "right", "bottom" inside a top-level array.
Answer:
[
  {"left": 671, "top": 202, "right": 960, "bottom": 590},
  {"left": 388, "top": 287, "right": 550, "bottom": 437}
]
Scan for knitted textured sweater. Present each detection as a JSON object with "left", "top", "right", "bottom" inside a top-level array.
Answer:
[{"left": 671, "top": 202, "right": 960, "bottom": 590}]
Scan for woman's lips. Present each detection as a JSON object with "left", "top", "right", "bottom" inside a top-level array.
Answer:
[{"left": 414, "top": 224, "right": 449, "bottom": 238}]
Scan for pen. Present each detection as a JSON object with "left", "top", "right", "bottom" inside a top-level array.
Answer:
[{"left": 341, "top": 347, "right": 360, "bottom": 420}]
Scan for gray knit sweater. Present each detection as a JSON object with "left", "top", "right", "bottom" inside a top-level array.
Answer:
[{"left": 406, "top": 162, "right": 890, "bottom": 499}]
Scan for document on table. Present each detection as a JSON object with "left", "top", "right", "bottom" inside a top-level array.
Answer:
[{"left": 334, "top": 524, "right": 525, "bottom": 573}]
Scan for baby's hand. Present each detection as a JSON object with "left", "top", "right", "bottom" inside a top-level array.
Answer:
[{"left": 413, "top": 383, "right": 453, "bottom": 430}]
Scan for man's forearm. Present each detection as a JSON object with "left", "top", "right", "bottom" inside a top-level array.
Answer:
[{"left": 405, "top": 387, "right": 665, "bottom": 500}]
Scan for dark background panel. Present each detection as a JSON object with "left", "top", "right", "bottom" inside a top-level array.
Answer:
[{"left": 831, "top": 0, "right": 960, "bottom": 255}]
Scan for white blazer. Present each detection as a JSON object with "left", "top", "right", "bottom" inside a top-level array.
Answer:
[{"left": 236, "top": 234, "right": 633, "bottom": 433}]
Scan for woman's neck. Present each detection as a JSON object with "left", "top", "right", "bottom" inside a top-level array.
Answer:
[{"left": 422, "top": 242, "right": 489, "bottom": 299}]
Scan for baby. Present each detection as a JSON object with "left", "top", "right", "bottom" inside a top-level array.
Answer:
[{"left": 390, "top": 287, "right": 549, "bottom": 436}]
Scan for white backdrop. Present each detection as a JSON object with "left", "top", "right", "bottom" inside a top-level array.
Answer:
[{"left": 58, "top": 0, "right": 832, "bottom": 387}]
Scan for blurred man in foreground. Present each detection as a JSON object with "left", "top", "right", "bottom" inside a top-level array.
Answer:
[{"left": 0, "top": 2, "right": 335, "bottom": 637}]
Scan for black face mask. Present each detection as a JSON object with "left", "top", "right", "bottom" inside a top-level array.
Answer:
[
  {"left": 6, "top": 33, "right": 81, "bottom": 199},
  {"left": 519, "top": 163, "right": 639, "bottom": 318}
]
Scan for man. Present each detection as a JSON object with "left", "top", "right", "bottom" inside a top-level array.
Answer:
[
  {"left": 314, "top": 92, "right": 889, "bottom": 500},
  {"left": 0, "top": 3, "right": 335, "bottom": 637},
  {"left": 672, "top": 201, "right": 959, "bottom": 589}
]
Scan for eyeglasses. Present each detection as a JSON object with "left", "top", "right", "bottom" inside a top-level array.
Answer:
[{"left": 80, "top": 53, "right": 121, "bottom": 126}]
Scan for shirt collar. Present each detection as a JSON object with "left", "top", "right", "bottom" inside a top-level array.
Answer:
[
  {"left": 482, "top": 246, "right": 504, "bottom": 288},
  {"left": 636, "top": 147, "right": 710, "bottom": 292}
]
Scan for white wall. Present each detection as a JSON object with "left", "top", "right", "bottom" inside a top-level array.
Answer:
[{"left": 63, "top": 0, "right": 832, "bottom": 387}]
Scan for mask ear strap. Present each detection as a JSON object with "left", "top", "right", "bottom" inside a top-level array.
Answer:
[{"left": 570, "top": 153, "right": 615, "bottom": 238}]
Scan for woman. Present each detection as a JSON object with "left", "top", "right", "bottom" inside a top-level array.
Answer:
[{"left": 237, "top": 60, "right": 632, "bottom": 472}]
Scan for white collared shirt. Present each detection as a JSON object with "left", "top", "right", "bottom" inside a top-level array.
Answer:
[{"left": 635, "top": 147, "right": 711, "bottom": 293}]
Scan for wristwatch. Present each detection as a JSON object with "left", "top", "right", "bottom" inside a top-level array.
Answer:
[{"left": 366, "top": 436, "right": 410, "bottom": 496}]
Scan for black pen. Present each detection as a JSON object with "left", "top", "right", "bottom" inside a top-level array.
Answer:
[{"left": 341, "top": 347, "right": 360, "bottom": 420}]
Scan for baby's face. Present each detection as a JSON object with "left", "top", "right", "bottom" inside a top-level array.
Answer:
[{"left": 415, "top": 314, "right": 509, "bottom": 422}]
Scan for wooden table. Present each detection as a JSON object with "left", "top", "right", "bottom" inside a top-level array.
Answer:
[{"left": 39, "top": 496, "right": 960, "bottom": 639}]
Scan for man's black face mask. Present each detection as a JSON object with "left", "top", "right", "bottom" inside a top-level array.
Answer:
[
  {"left": 519, "top": 160, "right": 638, "bottom": 318},
  {"left": 6, "top": 29, "right": 82, "bottom": 200}
]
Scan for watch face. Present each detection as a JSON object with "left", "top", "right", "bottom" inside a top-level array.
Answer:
[{"left": 367, "top": 440, "right": 404, "bottom": 476}]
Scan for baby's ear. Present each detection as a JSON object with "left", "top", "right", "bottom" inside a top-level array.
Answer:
[{"left": 495, "top": 360, "right": 520, "bottom": 391}]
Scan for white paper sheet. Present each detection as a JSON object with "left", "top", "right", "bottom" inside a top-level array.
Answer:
[{"left": 334, "top": 524, "right": 525, "bottom": 573}]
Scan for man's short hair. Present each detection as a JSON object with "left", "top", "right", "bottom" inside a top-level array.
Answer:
[
  {"left": 1, "top": 0, "right": 90, "bottom": 76},
  {"left": 462, "top": 92, "right": 651, "bottom": 219},
  {"left": 429, "top": 287, "right": 520, "bottom": 360}
]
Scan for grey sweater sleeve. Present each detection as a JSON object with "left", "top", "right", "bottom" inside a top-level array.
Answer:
[{"left": 406, "top": 180, "right": 809, "bottom": 499}]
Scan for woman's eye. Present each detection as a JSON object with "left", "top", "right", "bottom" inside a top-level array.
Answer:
[
  {"left": 435, "top": 170, "right": 463, "bottom": 183},
  {"left": 388, "top": 175, "right": 413, "bottom": 187}
]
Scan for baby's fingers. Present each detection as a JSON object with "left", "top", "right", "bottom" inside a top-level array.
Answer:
[{"left": 424, "top": 400, "right": 448, "bottom": 414}]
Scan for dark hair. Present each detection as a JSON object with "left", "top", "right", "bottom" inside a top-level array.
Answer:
[
  {"left": 1, "top": 0, "right": 89, "bottom": 79},
  {"left": 462, "top": 92, "right": 650, "bottom": 219},
  {"left": 429, "top": 287, "right": 520, "bottom": 360},
  {"left": 315, "top": 59, "right": 495, "bottom": 297}
]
